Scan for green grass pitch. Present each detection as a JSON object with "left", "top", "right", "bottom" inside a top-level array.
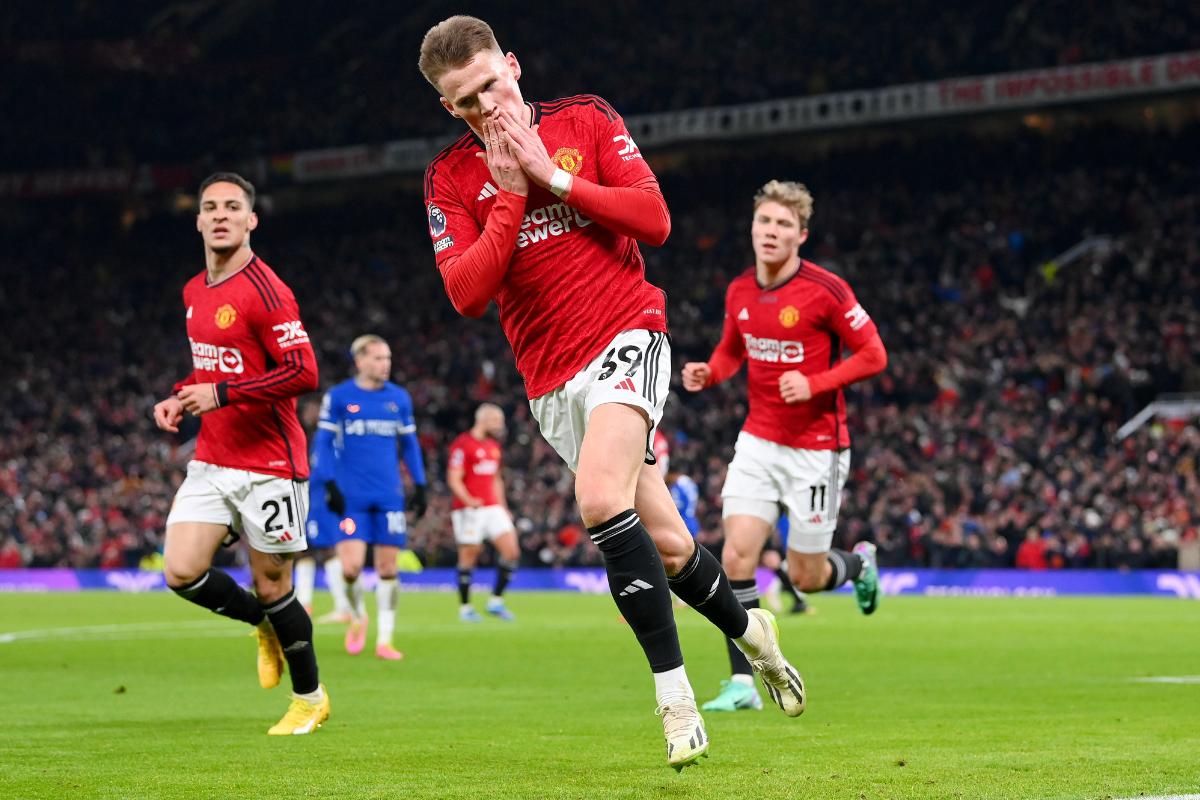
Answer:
[{"left": 1, "top": 591, "right": 1198, "bottom": 799}]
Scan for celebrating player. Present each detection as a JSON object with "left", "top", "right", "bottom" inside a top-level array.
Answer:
[
  {"left": 153, "top": 172, "right": 328, "bottom": 735},
  {"left": 682, "top": 180, "right": 887, "bottom": 713},
  {"left": 311, "top": 334, "right": 428, "bottom": 661},
  {"left": 419, "top": 16, "right": 804, "bottom": 770},
  {"left": 448, "top": 403, "right": 518, "bottom": 622}
]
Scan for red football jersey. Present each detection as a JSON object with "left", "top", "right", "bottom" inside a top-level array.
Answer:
[
  {"left": 710, "top": 262, "right": 878, "bottom": 450},
  {"left": 171, "top": 256, "right": 318, "bottom": 479},
  {"left": 424, "top": 95, "right": 668, "bottom": 398},
  {"left": 448, "top": 431, "right": 503, "bottom": 510},
  {"left": 653, "top": 429, "right": 670, "bottom": 476}
]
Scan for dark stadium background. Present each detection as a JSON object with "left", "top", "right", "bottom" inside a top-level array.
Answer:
[{"left": 2, "top": 0, "right": 1199, "bottom": 576}]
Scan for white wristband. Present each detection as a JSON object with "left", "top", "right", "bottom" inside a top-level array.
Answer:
[{"left": 549, "top": 168, "right": 572, "bottom": 198}]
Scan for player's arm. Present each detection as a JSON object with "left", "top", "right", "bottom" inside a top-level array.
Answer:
[
  {"left": 428, "top": 122, "right": 528, "bottom": 318},
  {"left": 496, "top": 103, "right": 670, "bottom": 245},
  {"left": 780, "top": 292, "right": 887, "bottom": 404},
  {"left": 396, "top": 392, "right": 428, "bottom": 517},
  {"left": 311, "top": 392, "right": 346, "bottom": 514},
  {"left": 682, "top": 290, "right": 746, "bottom": 391},
  {"left": 446, "top": 447, "right": 481, "bottom": 508}
]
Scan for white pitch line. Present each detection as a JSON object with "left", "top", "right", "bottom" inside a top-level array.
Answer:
[
  {"left": 1129, "top": 676, "right": 1200, "bottom": 684},
  {"left": 0, "top": 620, "right": 239, "bottom": 644}
]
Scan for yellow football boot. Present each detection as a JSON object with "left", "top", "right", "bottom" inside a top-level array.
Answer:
[
  {"left": 255, "top": 621, "right": 285, "bottom": 689},
  {"left": 267, "top": 685, "right": 330, "bottom": 736}
]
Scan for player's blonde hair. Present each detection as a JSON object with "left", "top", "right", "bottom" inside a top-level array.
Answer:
[
  {"left": 350, "top": 334, "right": 388, "bottom": 358},
  {"left": 418, "top": 15, "right": 503, "bottom": 91},
  {"left": 753, "top": 180, "right": 814, "bottom": 230}
]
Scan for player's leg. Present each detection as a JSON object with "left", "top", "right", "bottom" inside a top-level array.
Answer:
[
  {"left": 164, "top": 521, "right": 264, "bottom": 626},
  {"left": 164, "top": 464, "right": 265, "bottom": 627},
  {"left": 249, "top": 548, "right": 328, "bottom": 735},
  {"left": 294, "top": 555, "right": 317, "bottom": 613},
  {"left": 336, "top": 530, "right": 369, "bottom": 655},
  {"left": 320, "top": 551, "right": 354, "bottom": 624},
  {"left": 634, "top": 464, "right": 761, "bottom": 644},
  {"left": 577, "top": 402, "right": 707, "bottom": 768},
  {"left": 700, "top": 511, "right": 771, "bottom": 712},
  {"left": 485, "top": 513, "right": 518, "bottom": 620},
  {"left": 372, "top": 543, "right": 403, "bottom": 660},
  {"left": 372, "top": 509, "right": 407, "bottom": 659},
  {"left": 784, "top": 449, "right": 878, "bottom": 613},
  {"left": 764, "top": 549, "right": 810, "bottom": 614},
  {"left": 453, "top": 509, "right": 484, "bottom": 622},
  {"left": 577, "top": 405, "right": 684, "bottom": 678}
]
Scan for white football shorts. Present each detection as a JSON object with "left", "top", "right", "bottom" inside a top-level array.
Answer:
[
  {"left": 529, "top": 329, "right": 671, "bottom": 473},
  {"left": 451, "top": 505, "right": 515, "bottom": 546},
  {"left": 721, "top": 432, "right": 850, "bottom": 554},
  {"left": 166, "top": 460, "right": 308, "bottom": 554}
]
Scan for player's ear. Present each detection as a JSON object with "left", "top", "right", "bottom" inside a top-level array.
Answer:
[
  {"left": 247, "top": 211, "right": 259, "bottom": 232},
  {"left": 505, "top": 52, "right": 521, "bottom": 81},
  {"left": 195, "top": 215, "right": 203, "bottom": 233},
  {"left": 798, "top": 229, "right": 809, "bottom": 247},
  {"left": 439, "top": 97, "right": 459, "bottom": 118}
]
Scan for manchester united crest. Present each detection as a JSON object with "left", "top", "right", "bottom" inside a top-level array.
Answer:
[
  {"left": 779, "top": 305, "right": 800, "bottom": 328},
  {"left": 551, "top": 146, "right": 584, "bottom": 176},
  {"left": 215, "top": 304, "right": 237, "bottom": 329}
]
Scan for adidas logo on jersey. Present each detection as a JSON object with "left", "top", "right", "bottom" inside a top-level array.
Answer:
[
  {"left": 737, "top": 307, "right": 749, "bottom": 321},
  {"left": 619, "top": 579, "right": 654, "bottom": 596},
  {"left": 614, "top": 377, "right": 637, "bottom": 392},
  {"left": 477, "top": 181, "right": 498, "bottom": 201}
]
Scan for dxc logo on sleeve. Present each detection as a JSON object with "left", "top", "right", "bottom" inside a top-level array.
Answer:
[
  {"left": 613, "top": 134, "right": 642, "bottom": 161},
  {"left": 273, "top": 321, "right": 310, "bottom": 348}
]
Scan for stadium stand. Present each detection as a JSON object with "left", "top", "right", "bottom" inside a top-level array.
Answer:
[
  {"left": 4, "top": 1, "right": 1200, "bottom": 168},
  {"left": 2, "top": 114, "right": 1196, "bottom": 570}
]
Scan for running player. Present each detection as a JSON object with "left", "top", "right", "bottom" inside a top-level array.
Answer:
[
  {"left": 312, "top": 335, "right": 428, "bottom": 660},
  {"left": 154, "top": 172, "right": 328, "bottom": 735},
  {"left": 682, "top": 180, "right": 887, "bottom": 712},
  {"left": 448, "top": 403, "right": 518, "bottom": 622},
  {"left": 419, "top": 16, "right": 804, "bottom": 770}
]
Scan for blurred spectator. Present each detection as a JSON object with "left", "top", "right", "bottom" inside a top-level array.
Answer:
[{"left": 0, "top": 121, "right": 1196, "bottom": 569}]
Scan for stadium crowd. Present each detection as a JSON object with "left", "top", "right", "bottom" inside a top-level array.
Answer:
[
  {"left": 1, "top": 122, "right": 1197, "bottom": 571},
  {"left": 6, "top": 1, "right": 1200, "bottom": 170}
]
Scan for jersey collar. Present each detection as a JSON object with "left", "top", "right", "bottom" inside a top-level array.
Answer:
[{"left": 205, "top": 253, "right": 256, "bottom": 288}]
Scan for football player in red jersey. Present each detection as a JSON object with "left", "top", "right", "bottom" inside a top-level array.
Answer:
[
  {"left": 152, "top": 173, "right": 328, "bottom": 735},
  {"left": 683, "top": 180, "right": 888, "bottom": 713},
  {"left": 447, "top": 403, "right": 519, "bottom": 622},
  {"left": 419, "top": 17, "right": 804, "bottom": 769}
]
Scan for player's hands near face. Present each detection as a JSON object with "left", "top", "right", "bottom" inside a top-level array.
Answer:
[
  {"left": 495, "top": 108, "right": 557, "bottom": 188},
  {"left": 177, "top": 383, "right": 221, "bottom": 416},
  {"left": 779, "top": 370, "right": 813, "bottom": 404},
  {"left": 681, "top": 362, "right": 712, "bottom": 392},
  {"left": 153, "top": 396, "right": 185, "bottom": 432},
  {"left": 476, "top": 117, "right": 528, "bottom": 196}
]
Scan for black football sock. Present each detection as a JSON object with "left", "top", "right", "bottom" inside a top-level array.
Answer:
[
  {"left": 775, "top": 564, "right": 805, "bottom": 603},
  {"left": 262, "top": 590, "right": 319, "bottom": 695},
  {"left": 493, "top": 558, "right": 516, "bottom": 598},
  {"left": 588, "top": 510, "right": 683, "bottom": 672},
  {"left": 171, "top": 569, "right": 264, "bottom": 626},
  {"left": 667, "top": 542, "right": 750, "bottom": 640},
  {"left": 723, "top": 578, "right": 758, "bottom": 677},
  {"left": 824, "top": 549, "right": 864, "bottom": 591},
  {"left": 457, "top": 567, "right": 472, "bottom": 605}
]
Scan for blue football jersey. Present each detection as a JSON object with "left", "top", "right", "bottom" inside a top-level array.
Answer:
[
  {"left": 669, "top": 475, "right": 701, "bottom": 536},
  {"left": 312, "top": 379, "right": 426, "bottom": 505}
]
